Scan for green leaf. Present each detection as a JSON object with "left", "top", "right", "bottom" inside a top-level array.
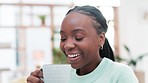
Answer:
[{"left": 123, "top": 44, "right": 130, "bottom": 53}]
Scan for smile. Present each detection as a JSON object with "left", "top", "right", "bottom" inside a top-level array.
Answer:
[{"left": 68, "top": 53, "right": 80, "bottom": 58}]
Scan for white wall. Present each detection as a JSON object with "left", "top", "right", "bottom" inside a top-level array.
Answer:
[
  {"left": 26, "top": 28, "right": 52, "bottom": 70},
  {"left": 118, "top": 0, "right": 148, "bottom": 82},
  {"left": 0, "top": 28, "right": 16, "bottom": 70}
]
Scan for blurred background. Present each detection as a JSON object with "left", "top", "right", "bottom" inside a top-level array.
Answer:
[{"left": 0, "top": 0, "right": 148, "bottom": 83}]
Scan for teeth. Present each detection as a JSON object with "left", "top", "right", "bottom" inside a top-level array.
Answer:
[{"left": 68, "top": 54, "right": 80, "bottom": 58}]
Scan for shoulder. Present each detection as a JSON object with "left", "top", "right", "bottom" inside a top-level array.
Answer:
[
  {"left": 113, "top": 61, "right": 132, "bottom": 71},
  {"left": 106, "top": 58, "right": 135, "bottom": 76},
  {"left": 110, "top": 59, "right": 138, "bottom": 83},
  {"left": 101, "top": 58, "right": 135, "bottom": 77},
  {"left": 104, "top": 58, "right": 133, "bottom": 71},
  {"left": 103, "top": 58, "right": 131, "bottom": 70},
  {"left": 103, "top": 58, "right": 138, "bottom": 82},
  {"left": 95, "top": 58, "right": 138, "bottom": 83}
]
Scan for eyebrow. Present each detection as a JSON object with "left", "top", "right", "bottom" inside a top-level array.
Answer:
[
  {"left": 73, "top": 29, "right": 86, "bottom": 33},
  {"left": 60, "top": 29, "right": 86, "bottom": 34}
]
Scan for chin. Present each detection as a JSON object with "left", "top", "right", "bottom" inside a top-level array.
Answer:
[{"left": 70, "top": 63, "right": 81, "bottom": 69}]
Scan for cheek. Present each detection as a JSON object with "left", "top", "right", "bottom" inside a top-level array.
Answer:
[
  {"left": 78, "top": 42, "right": 92, "bottom": 52},
  {"left": 84, "top": 39, "right": 99, "bottom": 52}
]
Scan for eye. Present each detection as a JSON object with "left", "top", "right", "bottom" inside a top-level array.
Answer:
[
  {"left": 75, "top": 37, "right": 83, "bottom": 41},
  {"left": 60, "top": 38, "right": 66, "bottom": 42},
  {"left": 60, "top": 35, "right": 67, "bottom": 42}
]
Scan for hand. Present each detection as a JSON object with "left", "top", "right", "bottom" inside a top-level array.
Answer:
[{"left": 26, "top": 69, "right": 43, "bottom": 83}]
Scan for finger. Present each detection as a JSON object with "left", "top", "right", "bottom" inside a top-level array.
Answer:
[
  {"left": 30, "top": 70, "right": 43, "bottom": 78},
  {"left": 26, "top": 75, "right": 44, "bottom": 83},
  {"left": 38, "top": 69, "right": 43, "bottom": 78}
]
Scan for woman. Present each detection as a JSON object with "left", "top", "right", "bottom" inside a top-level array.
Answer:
[{"left": 27, "top": 5, "right": 138, "bottom": 83}]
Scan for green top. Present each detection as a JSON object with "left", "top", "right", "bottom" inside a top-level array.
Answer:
[{"left": 69, "top": 58, "right": 138, "bottom": 83}]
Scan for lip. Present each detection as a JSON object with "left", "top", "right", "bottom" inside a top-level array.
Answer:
[
  {"left": 67, "top": 54, "right": 81, "bottom": 63},
  {"left": 65, "top": 52, "right": 81, "bottom": 63}
]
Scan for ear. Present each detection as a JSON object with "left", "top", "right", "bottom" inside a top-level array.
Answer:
[{"left": 98, "top": 32, "right": 105, "bottom": 47}]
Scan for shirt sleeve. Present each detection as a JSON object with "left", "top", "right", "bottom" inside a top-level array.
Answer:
[{"left": 117, "top": 66, "right": 139, "bottom": 83}]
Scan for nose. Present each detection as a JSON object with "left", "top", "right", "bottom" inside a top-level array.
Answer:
[{"left": 64, "top": 42, "right": 75, "bottom": 50}]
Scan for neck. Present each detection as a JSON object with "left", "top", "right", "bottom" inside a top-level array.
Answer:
[{"left": 77, "top": 58, "right": 102, "bottom": 76}]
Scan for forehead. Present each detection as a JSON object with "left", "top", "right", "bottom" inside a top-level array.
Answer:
[
  {"left": 61, "top": 12, "right": 94, "bottom": 30},
  {"left": 60, "top": 12, "right": 98, "bottom": 37}
]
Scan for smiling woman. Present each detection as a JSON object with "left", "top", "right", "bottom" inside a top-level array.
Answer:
[
  {"left": 60, "top": 11, "right": 104, "bottom": 70},
  {"left": 26, "top": 5, "right": 138, "bottom": 83}
]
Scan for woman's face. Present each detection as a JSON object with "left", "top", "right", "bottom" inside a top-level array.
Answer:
[{"left": 60, "top": 12, "right": 103, "bottom": 71}]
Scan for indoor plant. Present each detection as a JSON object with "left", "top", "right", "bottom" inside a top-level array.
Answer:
[
  {"left": 38, "top": 15, "right": 46, "bottom": 26},
  {"left": 121, "top": 45, "right": 148, "bottom": 69}
]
